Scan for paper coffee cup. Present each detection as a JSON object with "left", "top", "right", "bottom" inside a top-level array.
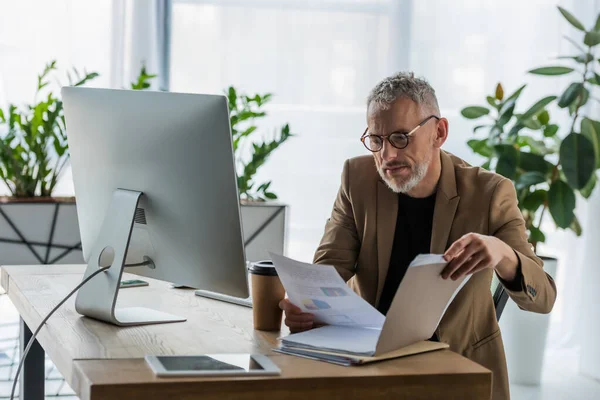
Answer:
[{"left": 248, "top": 260, "right": 285, "bottom": 331}]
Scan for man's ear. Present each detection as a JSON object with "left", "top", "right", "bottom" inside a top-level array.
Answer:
[{"left": 433, "top": 117, "right": 449, "bottom": 148}]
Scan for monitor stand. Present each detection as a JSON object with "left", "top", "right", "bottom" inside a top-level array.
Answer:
[{"left": 75, "top": 189, "right": 186, "bottom": 326}]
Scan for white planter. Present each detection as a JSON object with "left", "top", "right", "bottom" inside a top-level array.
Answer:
[
  {"left": 579, "top": 188, "right": 600, "bottom": 380},
  {"left": 0, "top": 198, "right": 287, "bottom": 268},
  {"left": 499, "top": 256, "right": 557, "bottom": 385},
  {"left": 0, "top": 198, "right": 84, "bottom": 266},
  {"left": 240, "top": 202, "right": 287, "bottom": 263}
]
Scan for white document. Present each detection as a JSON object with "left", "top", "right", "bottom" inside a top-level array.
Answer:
[
  {"left": 270, "top": 253, "right": 385, "bottom": 328},
  {"left": 271, "top": 253, "right": 471, "bottom": 357},
  {"left": 409, "top": 253, "right": 447, "bottom": 267}
]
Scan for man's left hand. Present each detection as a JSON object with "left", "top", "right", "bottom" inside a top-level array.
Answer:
[{"left": 442, "top": 233, "right": 519, "bottom": 281}]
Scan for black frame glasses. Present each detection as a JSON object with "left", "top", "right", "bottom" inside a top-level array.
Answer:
[{"left": 360, "top": 115, "right": 440, "bottom": 152}]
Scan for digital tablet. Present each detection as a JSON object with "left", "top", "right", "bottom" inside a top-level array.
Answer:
[{"left": 144, "top": 354, "right": 281, "bottom": 377}]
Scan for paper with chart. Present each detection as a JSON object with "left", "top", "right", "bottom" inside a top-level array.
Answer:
[
  {"left": 270, "top": 252, "right": 471, "bottom": 357},
  {"left": 269, "top": 253, "right": 385, "bottom": 328}
]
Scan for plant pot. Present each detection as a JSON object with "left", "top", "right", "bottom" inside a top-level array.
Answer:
[
  {"left": 579, "top": 188, "right": 600, "bottom": 380},
  {"left": 240, "top": 201, "right": 287, "bottom": 263},
  {"left": 0, "top": 197, "right": 286, "bottom": 267},
  {"left": 0, "top": 197, "right": 84, "bottom": 266},
  {"left": 499, "top": 255, "right": 557, "bottom": 386}
]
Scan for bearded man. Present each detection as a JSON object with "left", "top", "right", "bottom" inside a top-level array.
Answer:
[{"left": 279, "top": 72, "right": 556, "bottom": 400}]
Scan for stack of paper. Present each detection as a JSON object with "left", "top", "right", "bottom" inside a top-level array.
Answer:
[{"left": 269, "top": 253, "right": 469, "bottom": 366}]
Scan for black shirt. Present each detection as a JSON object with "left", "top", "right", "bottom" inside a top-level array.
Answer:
[{"left": 377, "top": 192, "right": 436, "bottom": 316}]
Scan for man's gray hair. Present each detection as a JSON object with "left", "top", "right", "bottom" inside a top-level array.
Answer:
[{"left": 367, "top": 72, "right": 440, "bottom": 115}]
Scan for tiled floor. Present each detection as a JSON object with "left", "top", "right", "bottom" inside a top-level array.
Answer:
[{"left": 1, "top": 292, "right": 599, "bottom": 399}]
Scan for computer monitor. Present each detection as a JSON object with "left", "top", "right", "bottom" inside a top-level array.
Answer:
[{"left": 62, "top": 87, "right": 249, "bottom": 326}]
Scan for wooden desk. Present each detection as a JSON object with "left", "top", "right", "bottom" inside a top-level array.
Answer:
[{"left": 1, "top": 265, "right": 492, "bottom": 400}]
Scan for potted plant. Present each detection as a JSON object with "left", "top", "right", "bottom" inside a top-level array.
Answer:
[
  {"left": 225, "top": 86, "right": 293, "bottom": 262},
  {"left": 460, "top": 6, "right": 600, "bottom": 385},
  {"left": 0, "top": 61, "right": 98, "bottom": 267}
]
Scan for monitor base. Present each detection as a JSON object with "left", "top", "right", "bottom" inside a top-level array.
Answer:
[
  {"left": 75, "top": 189, "right": 186, "bottom": 326},
  {"left": 113, "top": 307, "right": 186, "bottom": 326}
]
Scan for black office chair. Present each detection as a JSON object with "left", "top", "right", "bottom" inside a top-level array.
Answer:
[{"left": 492, "top": 275, "right": 510, "bottom": 321}]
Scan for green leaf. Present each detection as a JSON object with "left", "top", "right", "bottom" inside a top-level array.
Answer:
[
  {"left": 520, "top": 96, "right": 557, "bottom": 121},
  {"left": 505, "top": 84, "right": 527, "bottom": 103},
  {"left": 264, "top": 192, "right": 277, "bottom": 200},
  {"left": 227, "top": 86, "right": 237, "bottom": 112},
  {"left": 130, "top": 65, "right": 156, "bottom": 90},
  {"left": 560, "top": 133, "right": 596, "bottom": 190},
  {"left": 73, "top": 71, "right": 99, "bottom": 87},
  {"left": 537, "top": 110, "right": 550, "bottom": 126},
  {"left": 494, "top": 144, "right": 519, "bottom": 179},
  {"left": 467, "top": 139, "right": 493, "bottom": 158},
  {"left": 581, "top": 173, "right": 597, "bottom": 199},
  {"left": 0, "top": 108, "right": 4, "bottom": 123},
  {"left": 570, "top": 216, "right": 582, "bottom": 236},
  {"left": 528, "top": 66, "right": 574, "bottom": 75},
  {"left": 481, "top": 160, "right": 491, "bottom": 170},
  {"left": 522, "top": 189, "right": 547, "bottom": 211},
  {"left": 589, "top": 72, "right": 600, "bottom": 85},
  {"left": 519, "top": 152, "right": 553, "bottom": 174},
  {"left": 529, "top": 226, "right": 546, "bottom": 243},
  {"left": 497, "top": 98, "right": 516, "bottom": 128},
  {"left": 558, "top": 83, "right": 583, "bottom": 108},
  {"left": 557, "top": 54, "right": 594, "bottom": 63},
  {"left": 516, "top": 172, "right": 547, "bottom": 190},
  {"left": 495, "top": 83, "right": 504, "bottom": 101},
  {"left": 581, "top": 118, "right": 600, "bottom": 168},
  {"left": 486, "top": 96, "right": 499, "bottom": 109},
  {"left": 548, "top": 180, "right": 576, "bottom": 228},
  {"left": 557, "top": 6, "right": 586, "bottom": 31},
  {"left": 568, "top": 87, "right": 590, "bottom": 114},
  {"left": 584, "top": 31, "right": 600, "bottom": 46},
  {"left": 461, "top": 106, "right": 489, "bottom": 119},
  {"left": 544, "top": 124, "right": 559, "bottom": 138},
  {"left": 595, "top": 14, "right": 600, "bottom": 31}
]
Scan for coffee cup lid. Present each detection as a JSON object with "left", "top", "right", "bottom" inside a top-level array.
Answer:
[{"left": 248, "top": 260, "right": 278, "bottom": 276}]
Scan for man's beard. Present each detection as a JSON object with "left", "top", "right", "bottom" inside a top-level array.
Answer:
[{"left": 377, "top": 157, "right": 431, "bottom": 194}]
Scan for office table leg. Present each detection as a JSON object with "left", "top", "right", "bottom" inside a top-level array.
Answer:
[{"left": 20, "top": 318, "right": 45, "bottom": 400}]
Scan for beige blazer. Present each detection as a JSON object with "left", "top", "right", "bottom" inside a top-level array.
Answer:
[{"left": 313, "top": 150, "right": 557, "bottom": 400}]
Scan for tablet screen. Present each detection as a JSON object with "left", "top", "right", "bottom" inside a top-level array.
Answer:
[{"left": 155, "top": 355, "right": 265, "bottom": 372}]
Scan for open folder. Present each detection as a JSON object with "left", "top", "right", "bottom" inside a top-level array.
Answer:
[{"left": 269, "top": 253, "right": 470, "bottom": 366}]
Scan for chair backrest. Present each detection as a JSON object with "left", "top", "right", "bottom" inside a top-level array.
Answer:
[{"left": 491, "top": 274, "right": 509, "bottom": 321}]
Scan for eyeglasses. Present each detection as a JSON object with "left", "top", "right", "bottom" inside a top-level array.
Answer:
[{"left": 360, "top": 115, "right": 440, "bottom": 152}]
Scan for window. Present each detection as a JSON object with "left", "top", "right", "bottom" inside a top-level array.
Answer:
[{"left": 169, "top": 0, "right": 408, "bottom": 260}]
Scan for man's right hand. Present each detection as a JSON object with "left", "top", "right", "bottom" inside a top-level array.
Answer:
[{"left": 279, "top": 298, "right": 315, "bottom": 333}]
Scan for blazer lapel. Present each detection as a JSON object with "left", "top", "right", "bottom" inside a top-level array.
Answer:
[
  {"left": 375, "top": 180, "right": 398, "bottom": 306},
  {"left": 430, "top": 151, "right": 460, "bottom": 254}
]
